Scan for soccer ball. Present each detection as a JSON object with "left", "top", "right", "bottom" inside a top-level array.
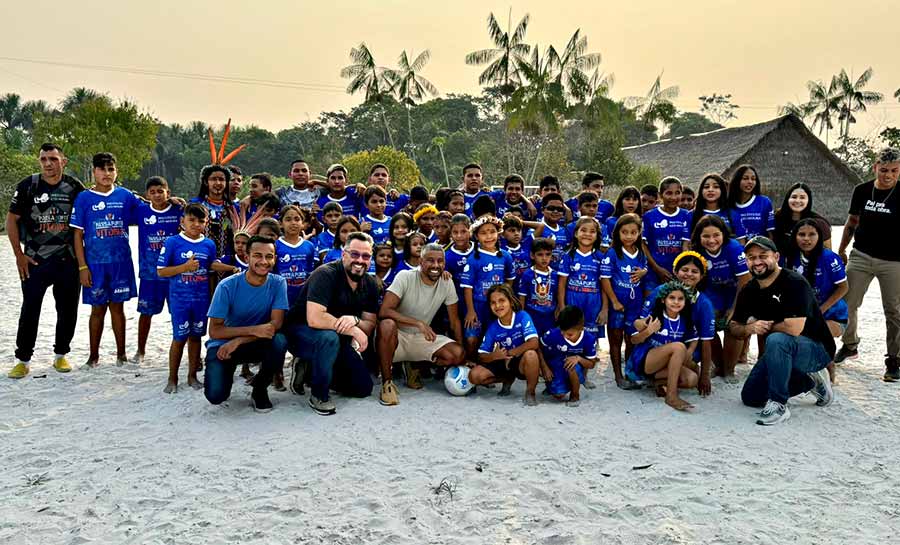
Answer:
[{"left": 444, "top": 366, "right": 474, "bottom": 396}]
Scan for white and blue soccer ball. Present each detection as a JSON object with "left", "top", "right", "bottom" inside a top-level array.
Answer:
[{"left": 444, "top": 365, "right": 474, "bottom": 396}]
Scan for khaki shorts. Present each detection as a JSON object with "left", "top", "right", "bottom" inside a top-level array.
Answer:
[{"left": 394, "top": 329, "right": 454, "bottom": 362}]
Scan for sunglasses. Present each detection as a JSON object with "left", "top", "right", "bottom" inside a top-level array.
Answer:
[
  {"left": 344, "top": 250, "right": 373, "bottom": 261},
  {"left": 544, "top": 206, "right": 564, "bottom": 213}
]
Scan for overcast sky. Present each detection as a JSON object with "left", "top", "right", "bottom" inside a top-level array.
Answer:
[{"left": 2, "top": 0, "right": 898, "bottom": 140}]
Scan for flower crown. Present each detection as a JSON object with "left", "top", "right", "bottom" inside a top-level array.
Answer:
[
  {"left": 413, "top": 204, "right": 439, "bottom": 223},
  {"left": 656, "top": 280, "right": 698, "bottom": 304},
  {"left": 673, "top": 250, "right": 708, "bottom": 275},
  {"left": 470, "top": 215, "right": 504, "bottom": 235}
]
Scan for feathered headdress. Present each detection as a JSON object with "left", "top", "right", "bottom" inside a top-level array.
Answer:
[
  {"left": 227, "top": 205, "right": 269, "bottom": 238},
  {"left": 208, "top": 118, "right": 247, "bottom": 165}
]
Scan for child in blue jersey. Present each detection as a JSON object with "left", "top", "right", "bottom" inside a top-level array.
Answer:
[
  {"left": 629, "top": 281, "right": 699, "bottom": 411},
  {"left": 315, "top": 163, "right": 362, "bottom": 220},
  {"left": 469, "top": 284, "right": 542, "bottom": 406},
  {"left": 461, "top": 163, "right": 489, "bottom": 217},
  {"left": 275, "top": 204, "right": 317, "bottom": 305},
  {"left": 789, "top": 219, "right": 848, "bottom": 382},
  {"left": 71, "top": 152, "right": 141, "bottom": 367},
  {"left": 492, "top": 174, "right": 538, "bottom": 218},
  {"left": 565, "top": 171, "right": 615, "bottom": 224},
  {"left": 727, "top": 164, "right": 774, "bottom": 239},
  {"left": 690, "top": 174, "right": 745, "bottom": 240},
  {"left": 642, "top": 176, "right": 691, "bottom": 290},
  {"left": 600, "top": 213, "right": 648, "bottom": 390},
  {"left": 517, "top": 238, "right": 559, "bottom": 334},
  {"left": 433, "top": 211, "right": 452, "bottom": 246},
  {"left": 539, "top": 192, "right": 571, "bottom": 261},
  {"left": 460, "top": 215, "right": 516, "bottom": 357},
  {"left": 566, "top": 191, "right": 602, "bottom": 240},
  {"left": 602, "top": 186, "right": 642, "bottom": 248},
  {"left": 640, "top": 184, "right": 659, "bottom": 214},
  {"left": 413, "top": 204, "right": 439, "bottom": 243},
  {"left": 558, "top": 216, "right": 608, "bottom": 344},
  {"left": 501, "top": 214, "right": 533, "bottom": 278},
  {"left": 360, "top": 185, "right": 391, "bottom": 244},
  {"left": 315, "top": 202, "right": 342, "bottom": 261},
  {"left": 538, "top": 306, "right": 598, "bottom": 406},
  {"left": 385, "top": 232, "right": 426, "bottom": 287},
  {"left": 680, "top": 186, "right": 696, "bottom": 211},
  {"left": 134, "top": 176, "right": 182, "bottom": 363},
  {"left": 388, "top": 211, "right": 413, "bottom": 268},
  {"left": 216, "top": 232, "right": 250, "bottom": 274},
  {"left": 445, "top": 214, "right": 474, "bottom": 347},
  {"left": 366, "top": 164, "right": 409, "bottom": 216},
  {"left": 157, "top": 204, "right": 217, "bottom": 393},
  {"left": 322, "top": 216, "right": 361, "bottom": 265},
  {"left": 691, "top": 215, "right": 750, "bottom": 382}
]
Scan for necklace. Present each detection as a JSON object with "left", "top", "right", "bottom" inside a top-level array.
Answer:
[
  {"left": 665, "top": 314, "right": 682, "bottom": 339},
  {"left": 871, "top": 182, "right": 897, "bottom": 205}
]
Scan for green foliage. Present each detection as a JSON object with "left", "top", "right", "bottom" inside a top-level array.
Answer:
[
  {"left": 666, "top": 112, "right": 723, "bottom": 139},
  {"left": 832, "top": 136, "right": 877, "bottom": 179},
  {"left": 627, "top": 164, "right": 662, "bottom": 188},
  {"left": 698, "top": 93, "right": 739, "bottom": 125},
  {"left": 0, "top": 140, "right": 36, "bottom": 208},
  {"left": 880, "top": 127, "right": 900, "bottom": 149},
  {"left": 341, "top": 146, "right": 422, "bottom": 191}
]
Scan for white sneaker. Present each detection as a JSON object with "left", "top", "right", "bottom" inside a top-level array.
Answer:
[
  {"left": 756, "top": 400, "right": 790, "bottom": 426},
  {"left": 308, "top": 395, "right": 336, "bottom": 416},
  {"left": 808, "top": 368, "right": 833, "bottom": 407}
]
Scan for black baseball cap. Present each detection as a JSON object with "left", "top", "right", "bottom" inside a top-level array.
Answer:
[{"left": 744, "top": 236, "right": 778, "bottom": 253}]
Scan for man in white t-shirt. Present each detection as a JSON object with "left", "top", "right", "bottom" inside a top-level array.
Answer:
[
  {"left": 276, "top": 159, "right": 321, "bottom": 210},
  {"left": 377, "top": 243, "right": 465, "bottom": 405}
]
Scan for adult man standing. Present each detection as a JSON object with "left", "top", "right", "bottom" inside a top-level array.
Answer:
[
  {"left": 204, "top": 236, "right": 289, "bottom": 412},
  {"left": 276, "top": 159, "right": 321, "bottom": 209},
  {"left": 284, "top": 232, "right": 378, "bottom": 415},
  {"left": 729, "top": 236, "right": 834, "bottom": 426},
  {"left": 835, "top": 148, "right": 900, "bottom": 381},
  {"left": 6, "top": 143, "right": 84, "bottom": 378},
  {"left": 376, "top": 243, "right": 466, "bottom": 405}
]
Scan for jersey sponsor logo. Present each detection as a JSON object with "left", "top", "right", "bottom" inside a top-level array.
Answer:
[
  {"left": 557, "top": 344, "right": 568, "bottom": 352},
  {"left": 34, "top": 193, "right": 50, "bottom": 204},
  {"left": 91, "top": 201, "right": 107, "bottom": 211},
  {"left": 280, "top": 253, "right": 291, "bottom": 263},
  {"left": 180, "top": 250, "right": 195, "bottom": 259},
  {"left": 113, "top": 286, "right": 130, "bottom": 294},
  {"left": 178, "top": 321, "right": 190, "bottom": 331},
  {"left": 573, "top": 262, "right": 581, "bottom": 271},
  {"left": 483, "top": 263, "right": 494, "bottom": 272},
  {"left": 144, "top": 215, "right": 158, "bottom": 225},
  {"left": 654, "top": 218, "right": 669, "bottom": 228},
  {"left": 194, "top": 320, "right": 205, "bottom": 329}
]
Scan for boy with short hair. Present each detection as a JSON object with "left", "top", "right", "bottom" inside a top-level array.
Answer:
[
  {"left": 680, "top": 186, "right": 696, "bottom": 211},
  {"left": 360, "top": 185, "right": 391, "bottom": 244},
  {"left": 315, "top": 164, "right": 362, "bottom": 220},
  {"left": 238, "top": 172, "right": 273, "bottom": 220},
  {"left": 493, "top": 174, "right": 537, "bottom": 218},
  {"left": 539, "top": 193, "right": 570, "bottom": 261},
  {"left": 134, "top": 176, "right": 183, "bottom": 364},
  {"left": 539, "top": 305, "right": 598, "bottom": 406},
  {"left": 566, "top": 172, "right": 614, "bottom": 223},
  {"left": 640, "top": 184, "right": 659, "bottom": 214},
  {"left": 566, "top": 192, "right": 602, "bottom": 240},
  {"left": 315, "top": 202, "right": 343, "bottom": 260},
  {"left": 461, "top": 163, "right": 489, "bottom": 217},
  {"left": 70, "top": 152, "right": 141, "bottom": 367},
  {"left": 157, "top": 203, "right": 218, "bottom": 393},
  {"left": 517, "top": 237, "right": 559, "bottom": 334}
]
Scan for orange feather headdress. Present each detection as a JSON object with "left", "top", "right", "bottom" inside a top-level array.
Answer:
[{"left": 208, "top": 118, "right": 247, "bottom": 165}]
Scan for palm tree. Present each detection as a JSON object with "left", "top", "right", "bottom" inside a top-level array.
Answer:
[
  {"left": 778, "top": 101, "right": 815, "bottom": 121},
  {"left": 546, "top": 29, "right": 602, "bottom": 103},
  {"left": 834, "top": 67, "right": 883, "bottom": 139},
  {"left": 340, "top": 43, "right": 395, "bottom": 148},
  {"left": 464, "top": 10, "right": 531, "bottom": 97},
  {"left": 428, "top": 135, "right": 450, "bottom": 186},
  {"left": 20, "top": 100, "right": 53, "bottom": 131},
  {"left": 806, "top": 77, "right": 841, "bottom": 145},
  {"left": 576, "top": 69, "right": 617, "bottom": 130},
  {"left": 386, "top": 49, "right": 438, "bottom": 163},
  {"left": 60, "top": 87, "right": 109, "bottom": 112},
  {"left": 0, "top": 93, "right": 23, "bottom": 130},
  {"left": 625, "top": 72, "right": 680, "bottom": 138}
]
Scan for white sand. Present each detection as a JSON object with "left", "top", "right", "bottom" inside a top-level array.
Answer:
[{"left": 2, "top": 227, "right": 899, "bottom": 545}]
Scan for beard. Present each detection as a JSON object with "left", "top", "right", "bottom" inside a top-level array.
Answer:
[
  {"left": 346, "top": 268, "right": 365, "bottom": 282},
  {"left": 751, "top": 266, "right": 775, "bottom": 280}
]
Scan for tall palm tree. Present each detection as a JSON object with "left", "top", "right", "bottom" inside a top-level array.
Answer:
[
  {"left": 834, "top": 67, "right": 883, "bottom": 139},
  {"left": 60, "top": 87, "right": 108, "bottom": 112},
  {"left": 778, "top": 101, "right": 815, "bottom": 121},
  {"left": 546, "top": 29, "right": 602, "bottom": 104},
  {"left": 577, "top": 68, "right": 617, "bottom": 129},
  {"left": 20, "top": 100, "right": 53, "bottom": 131},
  {"left": 386, "top": 49, "right": 438, "bottom": 163},
  {"left": 464, "top": 10, "right": 531, "bottom": 96},
  {"left": 625, "top": 72, "right": 680, "bottom": 138},
  {"left": 340, "top": 43, "right": 395, "bottom": 148},
  {"left": 0, "top": 93, "right": 23, "bottom": 130},
  {"left": 806, "top": 77, "right": 840, "bottom": 145}
]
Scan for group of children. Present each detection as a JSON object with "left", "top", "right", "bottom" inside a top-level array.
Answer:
[{"left": 62, "top": 152, "right": 847, "bottom": 411}]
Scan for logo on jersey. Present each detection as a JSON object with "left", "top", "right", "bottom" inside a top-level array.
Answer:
[
  {"left": 659, "top": 328, "right": 669, "bottom": 337},
  {"left": 178, "top": 321, "right": 190, "bottom": 331},
  {"left": 144, "top": 215, "right": 158, "bottom": 225},
  {"left": 558, "top": 344, "right": 568, "bottom": 352},
  {"left": 573, "top": 263, "right": 581, "bottom": 271},
  {"left": 91, "top": 201, "right": 106, "bottom": 212},
  {"left": 194, "top": 321, "right": 205, "bottom": 329},
  {"left": 34, "top": 193, "right": 49, "bottom": 204},
  {"left": 280, "top": 253, "right": 291, "bottom": 263},
  {"left": 654, "top": 218, "right": 668, "bottom": 228},
  {"left": 180, "top": 250, "right": 195, "bottom": 259},
  {"left": 483, "top": 263, "right": 494, "bottom": 272}
]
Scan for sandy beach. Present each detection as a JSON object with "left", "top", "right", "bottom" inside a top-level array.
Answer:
[{"left": 2, "top": 227, "right": 898, "bottom": 545}]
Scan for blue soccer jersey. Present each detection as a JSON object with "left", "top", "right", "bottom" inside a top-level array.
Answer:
[
  {"left": 315, "top": 229, "right": 336, "bottom": 258},
  {"left": 566, "top": 197, "right": 615, "bottom": 224},
  {"left": 642, "top": 207, "right": 692, "bottom": 277},
  {"left": 385, "top": 192, "right": 409, "bottom": 217},
  {"left": 463, "top": 190, "right": 490, "bottom": 217},
  {"left": 217, "top": 253, "right": 248, "bottom": 272},
  {"left": 600, "top": 247, "right": 648, "bottom": 312},
  {"left": 458, "top": 248, "right": 516, "bottom": 303},
  {"left": 691, "top": 208, "right": 746, "bottom": 239},
  {"left": 275, "top": 237, "right": 317, "bottom": 304},
  {"left": 540, "top": 327, "right": 597, "bottom": 395},
  {"left": 787, "top": 249, "right": 849, "bottom": 322},
  {"left": 478, "top": 310, "right": 538, "bottom": 354},
  {"left": 491, "top": 190, "right": 532, "bottom": 218},
  {"left": 445, "top": 244, "right": 473, "bottom": 305},
  {"left": 699, "top": 238, "right": 749, "bottom": 313},
  {"left": 641, "top": 286, "right": 716, "bottom": 342},
  {"left": 558, "top": 249, "right": 605, "bottom": 335},
  {"left": 517, "top": 266, "right": 559, "bottom": 332},
  {"left": 136, "top": 203, "right": 182, "bottom": 280},
  {"left": 540, "top": 221, "right": 571, "bottom": 261},
  {"left": 502, "top": 236, "right": 532, "bottom": 279},
  {"left": 70, "top": 187, "right": 140, "bottom": 264},
  {"left": 628, "top": 312, "right": 698, "bottom": 381},
  {"left": 157, "top": 233, "right": 216, "bottom": 303},
  {"left": 730, "top": 195, "right": 775, "bottom": 238},
  {"left": 602, "top": 216, "right": 617, "bottom": 247},
  {"left": 363, "top": 214, "right": 392, "bottom": 244}
]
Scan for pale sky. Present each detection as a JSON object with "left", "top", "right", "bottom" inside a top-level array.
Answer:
[{"left": 2, "top": 0, "right": 898, "bottom": 141}]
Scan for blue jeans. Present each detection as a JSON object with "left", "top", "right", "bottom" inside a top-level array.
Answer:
[
  {"left": 284, "top": 325, "right": 373, "bottom": 401},
  {"left": 741, "top": 332, "right": 830, "bottom": 406},
  {"left": 204, "top": 334, "right": 288, "bottom": 405}
]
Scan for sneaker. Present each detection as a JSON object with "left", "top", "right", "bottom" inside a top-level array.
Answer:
[
  {"left": 250, "top": 391, "right": 273, "bottom": 413},
  {"left": 308, "top": 395, "right": 336, "bottom": 416},
  {"left": 8, "top": 362, "right": 29, "bottom": 379},
  {"left": 289, "top": 357, "right": 306, "bottom": 395},
  {"left": 833, "top": 345, "right": 858, "bottom": 364},
  {"left": 403, "top": 362, "right": 423, "bottom": 390},
  {"left": 808, "top": 368, "right": 833, "bottom": 406},
  {"left": 53, "top": 357, "right": 72, "bottom": 373},
  {"left": 272, "top": 374, "right": 287, "bottom": 392},
  {"left": 380, "top": 381, "right": 400, "bottom": 406},
  {"left": 756, "top": 400, "right": 791, "bottom": 426},
  {"left": 884, "top": 356, "right": 900, "bottom": 383}
]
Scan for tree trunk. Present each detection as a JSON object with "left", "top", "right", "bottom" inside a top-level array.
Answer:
[
  {"left": 529, "top": 143, "right": 542, "bottom": 184},
  {"left": 438, "top": 145, "right": 450, "bottom": 187},
  {"left": 380, "top": 103, "right": 396, "bottom": 149},
  {"left": 406, "top": 104, "right": 417, "bottom": 163}
]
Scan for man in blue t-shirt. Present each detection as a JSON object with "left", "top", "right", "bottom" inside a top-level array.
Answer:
[{"left": 204, "top": 236, "right": 289, "bottom": 412}]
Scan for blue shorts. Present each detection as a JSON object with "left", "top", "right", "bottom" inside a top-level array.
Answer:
[
  {"left": 528, "top": 310, "right": 556, "bottom": 335},
  {"left": 170, "top": 299, "right": 209, "bottom": 341},
  {"left": 465, "top": 300, "right": 491, "bottom": 338},
  {"left": 625, "top": 343, "right": 651, "bottom": 383},
  {"left": 83, "top": 262, "right": 136, "bottom": 306},
  {"left": 608, "top": 300, "right": 642, "bottom": 331},
  {"left": 137, "top": 278, "right": 168, "bottom": 315},
  {"left": 547, "top": 361, "right": 585, "bottom": 396}
]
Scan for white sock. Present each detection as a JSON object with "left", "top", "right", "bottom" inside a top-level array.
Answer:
[{"left": 54, "top": 354, "right": 66, "bottom": 361}]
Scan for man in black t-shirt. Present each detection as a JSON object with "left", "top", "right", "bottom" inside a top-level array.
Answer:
[
  {"left": 6, "top": 143, "right": 84, "bottom": 379},
  {"left": 729, "top": 237, "right": 834, "bottom": 426},
  {"left": 836, "top": 148, "right": 900, "bottom": 381},
  {"left": 283, "top": 232, "right": 378, "bottom": 415}
]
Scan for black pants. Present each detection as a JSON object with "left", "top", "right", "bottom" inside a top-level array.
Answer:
[
  {"left": 204, "top": 335, "right": 288, "bottom": 405},
  {"left": 15, "top": 254, "right": 80, "bottom": 362}
]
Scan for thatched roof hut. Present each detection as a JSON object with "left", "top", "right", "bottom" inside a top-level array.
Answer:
[{"left": 622, "top": 114, "right": 861, "bottom": 223}]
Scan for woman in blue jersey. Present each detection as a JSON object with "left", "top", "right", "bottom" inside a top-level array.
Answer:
[
  {"left": 787, "top": 218, "right": 848, "bottom": 381},
  {"left": 773, "top": 183, "right": 832, "bottom": 256},
  {"left": 600, "top": 213, "right": 647, "bottom": 390},
  {"left": 690, "top": 215, "right": 749, "bottom": 383},
  {"left": 602, "top": 185, "right": 641, "bottom": 248},
  {"left": 558, "top": 216, "right": 608, "bottom": 341},
  {"left": 628, "top": 281, "right": 699, "bottom": 411},
  {"left": 690, "top": 174, "right": 744, "bottom": 240},
  {"left": 727, "top": 165, "right": 775, "bottom": 239},
  {"left": 469, "top": 284, "right": 542, "bottom": 406}
]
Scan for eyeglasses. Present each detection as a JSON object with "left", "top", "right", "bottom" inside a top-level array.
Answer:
[
  {"left": 544, "top": 206, "right": 564, "bottom": 213},
  {"left": 345, "top": 250, "right": 373, "bottom": 261}
]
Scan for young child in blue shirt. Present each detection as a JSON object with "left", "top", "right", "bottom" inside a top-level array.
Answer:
[
  {"left": 539, "top": 306, "right": 598, "bottom": 406},
  {"left": 134, "top": 176, "right": 182, "bottom": 363},
  {"left": 315, "top": 163, "right": 362, "bottom": 220},
  {"left": 157, "top": 203, "right": 218, "bottom": 393},
  {"left": 539, "top": 192, "right": 571, "bottom": 262},
  {"left": 360, "top": 185, "right": 391, "bottom": 244},
  {"left": 70, "top": 152, "right": 141, "bottom": 367},
  {"left": 501, "top": 214, "right": 533, "bottom": 279},
  {"left": 566, "top": 171, "right": 615, "bottom": 224},
  {"left": 517, "top": 237, "right": 559, "bottom": 335},
  {"left": 275, "top": 204, "right": 317, "bottom": 306},
  {"left": 642, "top": 176, "right": 691, "bottom": 291},
  {"left": 315, "top": 202, "right": 343, "bottom": 261},
  {"left": 321, "top": 216, "right": 361, "bottom": 265},
  {"left": 558, "top": 216, "right": 608, "bottom": 339},
  {"left": 469, "top": 284, "right": 542, "bottom": 406},
  {"left": 602, "top": 186, "right": 642, "bottom": 248}
]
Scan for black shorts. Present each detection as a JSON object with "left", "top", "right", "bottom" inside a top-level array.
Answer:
[{"left": 482, "top": 355, "right": 526, "bottom": 381}]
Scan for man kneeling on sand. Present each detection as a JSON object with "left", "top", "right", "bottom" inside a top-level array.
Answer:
[{"left": 377, "top": 243, "right": 466, "bottom": 405}]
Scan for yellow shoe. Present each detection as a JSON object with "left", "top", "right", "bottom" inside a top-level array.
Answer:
[
  {"left": 8, "top": 362, "right": 29, "bottom": 379},
  {"left": 53, "top": 357, "right": 72, "bottom": 373}
]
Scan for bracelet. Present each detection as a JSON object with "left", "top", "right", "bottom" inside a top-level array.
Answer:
[
  {"left": 78, "top": 265, "right": 88, "bottom": 271},
  {"left": 354, "top": 316, "right": 361, "bottom": 327}
]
